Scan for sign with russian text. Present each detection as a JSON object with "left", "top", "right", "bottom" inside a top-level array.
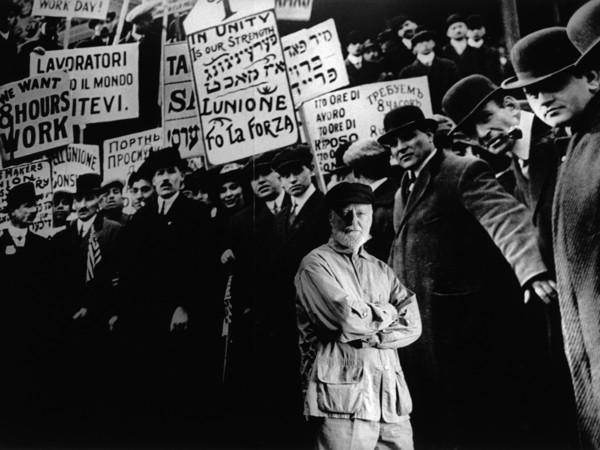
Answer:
[
  {"left": 51, "top": 144, "right": 100, "bottom": 192},
  {"left": 185, "top": 0, "right": 298, "bottom": 165},
  {"left": 282, "top": 19, "right": 348, "bottom": 106},
  {"left": 0, "top": 72, "right": 73, "bottom": 162},
  {"left": 32, "top": 0, "right": 111, "bottom": 19},
  {"left": 31, "top": 44, "right": 139, "bottom": 124},
  {"left": 103, "top": 127, "right": 163, "bottom": 183},
  {"left": 163, "top": 43, "right": 204, "bottom": 159},
  {"left": 0, "top": 160, "right": 53, "bottom": 237},
  {"left": 275, "top": 0, "right": 313, "bottom": 21},
  {"left": 301, "top": 77, "right": 432, "bottom": 172}
]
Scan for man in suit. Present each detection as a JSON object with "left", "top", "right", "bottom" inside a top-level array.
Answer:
[
  {"left": 75, "top": 12, "right": 116, "bottom": 48},
  {"left": 441, "top": 14, "right": 469, "bottom": 75},
  {"left": 398, "top": 30, "right": 460, "bottom": 113},
  {"left": 464, "top": 14, "right": 502, "bottom": 84},
  {"left": 344, "top": 30, "right": 367, "bottom": 87},
  {"left": 119, "top": 147, "right": 220, "bottom": 433},
  {"left": 0, "top": 182, "right": 51, "bottom": 433},
  {"left": 379, "top": 105, "right": 556, "bottom": 449},
  {"left": 100, "top": 179, "right": 130, "bottom": 225},
  {"left": 343, "top": 139, "right": 397, "bottom": 262}
]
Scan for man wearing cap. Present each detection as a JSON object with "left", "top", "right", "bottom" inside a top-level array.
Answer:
[
  {"left": 101, "top": 179, "right": 130, "bottom": 225},
  {"left": 127, "top": 168, "right": 155, "bottom": 212},
  {"left": 441, "top": 14, "right": 468, "bottom": 68},
  {"left": 345, "top": 30, "right": 368, "bottom": 87},
  {"left": 76, "top": 12, "right": 117, "bottom": 48},
  {"left": 343, "top": 139, "right": 397, "bottom": 261},
  {"left": 398, "top": 29, "right": 460, "bottom": 113},
  {"left": 0, "top": 182, "right": 51, "bottom": 432},
  {"left": 464, "top": 14, "right": 502, "bottom": 84},
  {"left": 544, "top": 2, "right": 600, "bottom": 445},
  {"left": 118, "top": 147, "right": 220, "bottom": 427},
  {"left": 50, "top": 190, "right": 74, "bottom": 236},
  {"left": 361, "top": 38, "right": 388, "bottom": 83},
  {"left": 295, "top": 182, "right": 421, "bottom": 450},
  {"left": 379, "top": 105, "right": 555, "bottom": 448}
]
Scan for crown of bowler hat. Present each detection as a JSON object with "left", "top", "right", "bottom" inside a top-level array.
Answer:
[
  {"left": 466, "top": 14, "right": 484, "bottom": 30},
  {"left": 76, "top": 173, "right": 102, "bottom": 197},
  {"left": 567, "top": 0, "right": 600, "bottom": 69},
  {"left": 325, "top": 182, "right": 374, "bottom": 209},
  {"left": 378, "top": 106, "right": 438, "bottom": 146},
  {"left": 144, "top": 147, "right": 185, "bottom": 176},
  {"left": 271, "top": 145, "right": 313, "bottom": 173},
  {"left": 5, "top": 182, "right": 38, "bottom": 212},
  {"left": 502, "top": 27, "right": 579, "bottom": 90},
  {"left": 442, "top": 75, "right": 502, "bottom": 135},
  {"left": 446, "top": 13, "right": 465, "bottom": 28}
]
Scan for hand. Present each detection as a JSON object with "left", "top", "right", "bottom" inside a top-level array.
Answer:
[
  {"left": 525, "top": 279, "right": 558, "bottom": 304},
  {"left": 220, "top": 249, "right": 235, "bottom": 265},
  {"left": 170, "top": 306, "right": 188, "bottom": 331},
  {"left": 73, "top": 307, "right": 88, "bottom": 320},
  {"left": 108, "top": 315, "right": 118, "bottom": 332}
]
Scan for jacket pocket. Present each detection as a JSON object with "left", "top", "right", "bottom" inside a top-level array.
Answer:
[
  {"left": 316, "top": 361, "right": 364, "bottom": 414},
  {"left": 395, "top": 368, "right": 413, "bottom": 416}
]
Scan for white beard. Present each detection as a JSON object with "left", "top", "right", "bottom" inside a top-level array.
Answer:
[{"left": 334, "top": 230, "right": 368, "bottom": 251}]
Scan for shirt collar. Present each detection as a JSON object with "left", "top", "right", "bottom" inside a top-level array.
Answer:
[
  {"left": 0, "top": 30, "right": 9, "bottom": 40},
  {"left": 468, "top": 38, "right": 484, "bottom": 48},
  {"left": 413, "top": 149, "right": 438, "bottom": 178},
  {"left": 291, "top": 184, "right": 316, "bottom": 213},
  {"left": 8, "top": 223, "right": 28, "bottom": 238},
  {"left": 402, "top": 38, "right": 412, "bottom": 50},
  {"left": 158, "top": 191, "right": 180, "bottom": 215},
  {"left": 511, "top": 110, "right": 534, "bottom": 161},
  {"left": 450, "top": 38, "right": 467, "bottom": 54},
  {"left": 77, "top": 214, "right": 96, "bottom": 236},
  {"left": 416, "top": 52, "right": 435, "bottom": 66},
  {"left": 368, "top": 177, "right": 387, "bottom": 192},
  {"left": 265, "top": 189, "right": 285, "bottom": 212}
]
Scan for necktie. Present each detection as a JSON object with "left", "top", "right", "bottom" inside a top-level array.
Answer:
[
  {"left": 402, "top": 171, "right": 416, "bottom": 204},
  {"left": 159, "top": 201, "right": 165, "bottom": 215},
  {"left": 272, "top": 204, "right": 279, "bottom": 215},
  {"left": 86, "top": 233, "right": 102, "bottom": 282},
  {"left": 288, "top": 203, "right": 298, "bottom": 226}
]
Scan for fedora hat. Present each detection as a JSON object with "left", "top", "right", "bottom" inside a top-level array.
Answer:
[
  {"left": 76, "top": 173, "right": 102, "bottom": 197},
  {"left": 378, "top": 105, "right": 438, "bottom": 147},
  {"left": 567, "top": 0, "right": 600, "bottom": 69},
  {"left": 442, "top": 75, "right": 502, "bottom": 135},
  {"left": 5, "top": 182, "right": 39, "bottom": 212},
  {"left": 502, "top": 27, "right": 579, "bottom": 90}
]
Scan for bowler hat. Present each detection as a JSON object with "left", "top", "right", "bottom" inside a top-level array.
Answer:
[
  {"left": 346, "top": 30, "right": 363, "bottom": 45},
  {"left": 76, "top": 173, "right": 102, "bottom": 197},
  {"left": 5, "top": 182, "right": 38, "bottom": 212},
  {"left": 271, "top": 145, "right": 313, "bottom": 173},
  {"left": 378, "top": 105, "right": 438, "bottom": 146},
  {"left": 502, "top": 27, "right": 579, "bottom": 90},
  {"left": 144, "top": 147, "right": 185, "bottom": 177},
  {"left": 567, "top": 0, "right": 600, "bottom": 69},
  {"left": 446, "top": 13, "right": 465, "bottom": 28},
  {"left": 411, "top": 29, "right": 435, "bottom": 46},
  {"left": 325, "top": 182, "right": 374, "bottom": 209},
  {"left": 442, "top": 75, "right": 502, "bottom": 135},
  {"left": 466, "top": 14, "right": 484, "bottom": 30}
]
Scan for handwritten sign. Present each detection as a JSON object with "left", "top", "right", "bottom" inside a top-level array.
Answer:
[
  {"left": 282, "top": 19, "right": 348, "bottom": 106},
  {"left": 275, "top": 0, "right": 313, "bottom": 21},
  {"left": 184, "top": 0, "right": 274, "bottom": 31},
  {"left": 163, "top": 43, "right": 204, "bottom": 159},
  {"left": 32, "top": 0, "right": 110, "bottom": 19},
  {"left": 166, "top": 0, "right": 196, "bottom": 15},
  {"left": 103, "top": 127, "right": 163, "bottom": 183},
  {"left": 51, "top": 144, "right": 100, "bottom": 193},
  {"left": 31, "top": 44, "right": 139, "bottom": 124},
  {"left": 186, "top": 6, "right": 298, "bottom": 165},
  {"left": 301, "top": 77, "right": 433, "bottom": 172},
  {"left": 0, "top": 72, "right": 73, "bottom": 162},
  {"left": 0, "top": 160, "right": 53, "bottom": 237}
]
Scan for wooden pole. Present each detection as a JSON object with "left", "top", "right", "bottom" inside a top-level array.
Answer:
[
  {"left": 113, "top": 0, "right": 130, "bottom": 45},
  {"left": 501, "top": 0, "right": 521, "bottom": 52},
  {"left": 63, "top": 16, "right": 72, "bottom": 49}
]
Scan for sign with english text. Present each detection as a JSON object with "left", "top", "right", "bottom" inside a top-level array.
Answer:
[{"left": 32, "top": 0, "right": 111, "bottom": 19}]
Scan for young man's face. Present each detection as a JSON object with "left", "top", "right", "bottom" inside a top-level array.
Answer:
[
  {"left": 447, "top": 22, "right": 467, "bottom": 40},
  {"left": 363, "top": 45, "right": 381, "bottom": 63},
  {"left": 279, "top": 164, "right": 313, "bottom": 198},
  {"left": 219, "top": 181, "right": 244, "bottom": 210},
  {"left": 347, "top": 41, "right": 362, "bottom": 57},
  {"left": 472, "top": 99, "right": 519, "bottom": 155},
  {"left": 130, "top": 179, "right": 154, "bottom": 210},
  {"left": 388, "top": 127, "right": 435, "bottom": 170},
  {"left": 467, "top": 26, "right": 486, "bottom": 42},
  {"left": 250, "top": 168, "right": 282, "bottom": 201},
  {"left": 53, "top": 195, "right": 72, "bottom": 223},
  {"left": 11, "top": 202, "right": 38, "bottom": 228},
  {"left": 102, "top": 186, "right": 124, "bottom": 211},
  {"left": 74, "top": 193, "right": 100, "bottom": 221},
  {"left": 153, "top": 166, "right": 182, "bottom": 199},
  {"left": 524, "top": 71, "right": 599, "bottom": 128},
  {"left": 414, "top": 39, "right": 435, "bottom": 56}
]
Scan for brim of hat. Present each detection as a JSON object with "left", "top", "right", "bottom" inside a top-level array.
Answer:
[
  {"left": 378, "top": 119, "right": 439, "bottom": 146},
  {"left": 448, "top": 86, "right": 503, "bottom": 136},
  {"left": 574, "top": 38, "right": 600, "bottom": 69},
  {"left": 501, "top": 64, "right": 575, "bottom": 90},
  {"left": 273, "top": 159, "right": 308, "bottom": 172}
]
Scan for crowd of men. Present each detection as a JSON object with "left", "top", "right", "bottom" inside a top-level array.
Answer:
[{"left": 3, "top": 1, "right": 600, "bottom": 450}]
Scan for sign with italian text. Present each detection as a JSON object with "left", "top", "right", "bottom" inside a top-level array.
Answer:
[{"left": 51, "top": 144, "right": 100, "bottom": 193}]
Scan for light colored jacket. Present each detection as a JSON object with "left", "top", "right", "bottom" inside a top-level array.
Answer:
[{"left": 295, "top": 239, "right": 421, "bottom": 423}]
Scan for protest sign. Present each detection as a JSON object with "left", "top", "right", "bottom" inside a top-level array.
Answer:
[
  {"left": 282, "top": 19, "right": 348, "bottom": 106},
  {"left": 184, "top": 0, "right": 274, "bottom": 31},
  {"left": 275, "top": 0, "right": 313, "bottom": 21},
  {"left": 185, "top": 1, "right": 298, "bottom": 165},
  {"left": 301, "top": 77, "right": 432, "bottom": 172},
  {"left": 31, "top": 43, "right": 139, "bottom": 124},
  {"left": 0, "top": 72, "right": 73, "bottom": 162},
  {"left": 0, "top": 160, "right": 53, "bottom": 237},
  {"left": 32, "top": 0, "right": 111, "bottom": 19},
  {"left": 163, "top": 42, "right": 204, "bottom": 159},
  {"left": 103, "top": 127, "right": 163, "bottom": 183},
  {"left": 51, "top": 144, "right": 100, "bottom": 192}
]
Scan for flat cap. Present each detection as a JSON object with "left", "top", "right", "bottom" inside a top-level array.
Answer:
[
  {"left": 271, "top": 145, "right": 313, "bottom": 173},
  {"left": 343, "top": 139, "right": 388, "bottom": 166},
  {"left": 325, "top": 182, "right": 374, "bottom": 209}
]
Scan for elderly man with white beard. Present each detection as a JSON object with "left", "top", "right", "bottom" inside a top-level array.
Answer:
[{"left": 295, "top": 182, "right": 422, "bottom": 450}]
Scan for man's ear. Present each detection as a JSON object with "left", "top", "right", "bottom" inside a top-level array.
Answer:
[{"left": 584, "top": 69, "right": 600, "bottom": 93}]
